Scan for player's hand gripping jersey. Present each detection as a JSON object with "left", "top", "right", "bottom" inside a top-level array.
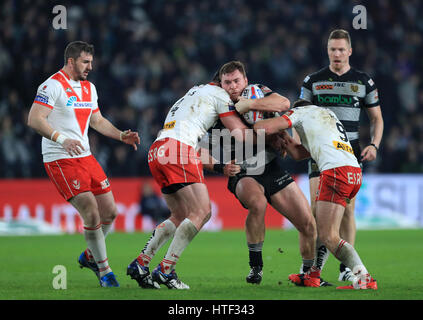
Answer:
[
  {"left": 156, "top": 83, "right": 235, "bottom": 149},
  {"left": 282, "top": 105, "right": 360, "bottom": 172},
  {"left": 34, "top": 69, "right": 99, "bottom": 162}
]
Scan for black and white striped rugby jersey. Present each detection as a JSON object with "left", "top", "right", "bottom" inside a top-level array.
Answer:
[{"left": 299, "top": 66, "right": 380, "bottom": 142}]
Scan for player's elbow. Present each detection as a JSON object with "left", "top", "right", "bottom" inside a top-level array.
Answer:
[{"left": 27, "top": 113, "right": 36, "bottom": 130}]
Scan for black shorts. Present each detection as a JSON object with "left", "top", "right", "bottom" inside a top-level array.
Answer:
[
  {"left": 161, "top": 182, "right": 194, "bottom": 194},
  {"left": 308, "top": 139, "right": 363, "bottom": 179},
  {"left": 228, "top": 159, "right": 294, "bottom": 209}
]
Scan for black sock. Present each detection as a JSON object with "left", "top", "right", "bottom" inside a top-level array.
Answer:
[
  {"left": 248, "top": 242, "right": 263, "bottom": 268},
  {"left": 340, "top": 263, "right": 347, "bottom": 272}
]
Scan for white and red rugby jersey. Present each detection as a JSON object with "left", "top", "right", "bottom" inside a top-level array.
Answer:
[
  {"left": 282, "top": 105, "right": 360, "bottom": 172},
  {"left": 33, "top": 69, "right": 99, "bottom": 162},
  {"left": 156, "top": 83, "right": 235, "bottom": 149}
]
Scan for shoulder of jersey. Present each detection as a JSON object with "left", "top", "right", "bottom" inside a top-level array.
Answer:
[
  {"left": 208, "top": 84, "right": 231, "bottom": 99},
  {"left": 304, "top": 66, "right": 330, "bottom": 82},
  {"left": 39, "top": 76, "right": 62, "bottom": 91},
  {"left": 350, "top": 67, "right": 373, "bottom": 82}
]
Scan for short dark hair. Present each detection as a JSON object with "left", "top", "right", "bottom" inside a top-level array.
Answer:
[
  {"left": 328, "top": 29, "right": 351, "bottom": 47},
  {"left": 292, "top": 99, "right": 312, "bottom": 108},
  {"left": 64, "top": 41, "right": 94, "bottom": 65},
  {"left": 219, "top": 60, "right": 247, "bottom": 79}
]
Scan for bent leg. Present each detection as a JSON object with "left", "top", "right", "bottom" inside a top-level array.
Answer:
[
  {"left": 160, "top": 183, "right": 211, "bottom": 273},
  {"left": 315, "top": 201, "right": 365, "bottom": 272},
  {"left": 95, "top": 191, "right": 118, "bottom": 237},
  {"left": 235, "top": 177, "right": 268, "bottom": 244},
  {"left": 235, "top": 177, "right": 268, "bottom": 275},
  {"left": 270, "top": 182, "right": 316, "bottom": 261},
  {"left": 70, "top": 192, "right": 112, "bottom": 277}
]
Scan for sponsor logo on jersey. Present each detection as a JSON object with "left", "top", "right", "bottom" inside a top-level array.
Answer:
[
  {"left": 351, "top": 84, "right": 359, "bottom": 92},
  {"left": 66, "top": 96, "right": 93, "bottom": 108},
  {"left": 163, "top": 120, "right": 176, "bottom": 130},
  {"left": 73, "top": 102, "right": 93, "bottom": 108},
  {"left": 333, "top": 140, "right": 354, "bottom": 154},
  {"left": 66, "top": 96, "right": 77, "bottom": 106},
  {"left": 318, "top": 95, "right": 352, "bottom": 105},
  {"left": 316, "top": 84, "right": 334, "bottom": 90},
  {"left": 35, "top": 94, "right": 49, "bottom": 104}
]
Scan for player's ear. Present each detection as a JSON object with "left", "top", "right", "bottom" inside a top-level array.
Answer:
[{"left": 66, "top": 57, "right": 75, "bottom": 67}]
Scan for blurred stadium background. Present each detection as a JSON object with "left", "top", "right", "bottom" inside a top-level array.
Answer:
[{"left": 0, "top": 0, "right": 422, "bottom": 234}]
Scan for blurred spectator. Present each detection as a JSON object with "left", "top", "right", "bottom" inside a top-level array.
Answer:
[
  {"left": 139, "top": 182, "right": 170, "bottom": 225},
  {"left": 0, "top": 0, "right": 421, "bottom": 177}
]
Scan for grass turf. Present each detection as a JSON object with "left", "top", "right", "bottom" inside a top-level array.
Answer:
[{"left": 0, "top": 229, "right": 422, "bottom": 300}]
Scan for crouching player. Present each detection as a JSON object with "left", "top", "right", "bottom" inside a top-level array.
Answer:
[{"left": 253, "top": 99, "right": 377, "bottom": 290}]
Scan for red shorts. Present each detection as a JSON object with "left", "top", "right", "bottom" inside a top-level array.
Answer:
[
  {"left": 44, "top": 155, "right": 111, "bottom": 200},
  {"left": 148, "top": 138, "right": 204, "bottom": 190},
  {"left": 316, "top": 166, "right": 362, "bottom": 207}
]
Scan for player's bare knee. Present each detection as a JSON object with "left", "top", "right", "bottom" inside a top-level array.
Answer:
[
  {"left": 246, "top": 196, "right": 267, "bottom": 216},
  {"left": 104, "top": 204, "right": 117, "bottom": 222},
  {"left": 83, "top": 212, "right": 101, "bottom": 229},
  {"left": 298, "top": 218, "right": 316, "bottom": 240}
]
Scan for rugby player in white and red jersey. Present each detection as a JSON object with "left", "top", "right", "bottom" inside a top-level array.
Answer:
[
  {"left": 253, "top": 99, "right": 377, "bottom": 290},
  {"left": 27, "top": 41, "right": 140, "bottom": 287},
  {"left": 126, "top": 73, "right": 252, "bottom": 289}
]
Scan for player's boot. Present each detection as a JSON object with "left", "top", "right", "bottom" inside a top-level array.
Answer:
[
  {"left": 319, "top": 278, "right": 333, "bottom": 287},
  {"left": 338, "top": 267, "right": 355, "bottom": 282},
  {"left": 337, "top": 274, "right": 377, "bottom": 290},
  {"left": 100, "top": 271, "right": 120, "bottom": 287},
  {"left": 288, "top": 273, "right": 320, "bottom": 287},
  {"left": 151, "top": 263, "right": 190, "bottom": 289},
  {"left": 246, "top": 266, "right": 263, "bottom": 284},
  {"left": 126, "top": 259, "right": 160, "bottom": 289},
  {"left": 78, "top": 251, "right": 100, "bottom": 281}
]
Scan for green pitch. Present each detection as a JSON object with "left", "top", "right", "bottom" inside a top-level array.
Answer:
[{"left": 0, "top": 229, "right": 422, "bottom": 300}]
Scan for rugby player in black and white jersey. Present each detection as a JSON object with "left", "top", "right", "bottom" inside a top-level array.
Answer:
[
  {"left": 203, "top": 61, "right": 317, "bottom": 286},
  {"left": 297, "top": 29, "right": 384, "bottom": 285}
]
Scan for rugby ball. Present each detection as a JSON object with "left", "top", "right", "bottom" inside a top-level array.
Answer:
[{"left": 241, "top": 84, "right": 265, "bottom": 125}]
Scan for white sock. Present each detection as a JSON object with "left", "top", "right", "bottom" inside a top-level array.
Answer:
[
  {"left": 83, "top": 224, "right": 111, "bottom": 277},
  {"left": 85, "top": 221, "right": 114, "bottom": 262},
  {"left": 101, "top": 221, "right": 113, "bottom": 237},
  {"left": 334, "top": 239, "right": 365, "bottom": 274},
  {"left": 161, "top": 218, "right": 198, "bottom": 274},
  {"left": 137, "top": 219, "right": 176, "bottom": 267}
]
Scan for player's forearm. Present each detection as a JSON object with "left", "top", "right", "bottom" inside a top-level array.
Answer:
[
  {"left": 90, "top": 117, "right": 122, "bottom": 141},
  {"left": 250, "top": 93, "right": 290, "bottom": 113},
  {"left": 369, "top": 116, "right": 384, "bottom": 149},
  {"left": 27, "top": 112, "right": 56, "bottom": 141},
  {"left": 286, "top": 144, "right": 310, "bottom": 161}
]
